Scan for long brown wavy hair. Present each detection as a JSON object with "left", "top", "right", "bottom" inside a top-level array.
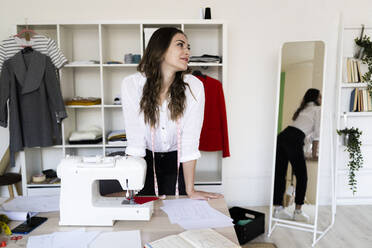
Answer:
[
  {"left": 138, "top": 27, "right": 191, "bottom": 127},
  {"left": 292, "top": 88, "right": 320, "bottom": 121}
]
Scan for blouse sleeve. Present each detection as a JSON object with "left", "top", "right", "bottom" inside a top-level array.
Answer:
[
  {"left": 46, "top": 39, "right": 68, "bottom": 69},
  {"left": 313, "top": 106, "right": 321, "bottom": 141},
  {"left": 180, "top": 79, "right": 205, "bottom": 163},
  {"left": 121, "top": 75, "right": 146, "bottom": 157},
  {"left": 0, "top": 61, "right": 10, "bottom": 127},
  {"left": 0, "top": 43, "right": 6, "bottom": 76}
]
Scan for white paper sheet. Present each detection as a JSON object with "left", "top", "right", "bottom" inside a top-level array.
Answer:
[
  {"left": 1, "top": 195, "right": 59, "bottom": 212},
  {"left": 27, "top": 233, "right": 54, "bottom": 248},
  {"left": 160, "top": 199, "right": 233, "bottom": 230},
  {"left": 161, "top": 200, "right": 232, "bottom": 223},
  {"left": 52, "top": 229, "right": 91, "bottom": 248},
  {"left": 26, "top": 229, "right": 101, "bottom": 248},
  {"left": 89, "top": 230, "right": 141, "bottom": 248},
  {"left": 178, "top": 219, "right": 234, "bottom": 230}
]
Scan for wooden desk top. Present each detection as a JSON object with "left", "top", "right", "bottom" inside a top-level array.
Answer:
[{"left": 1, "top": 197, "right": 239, "bottom": 247}]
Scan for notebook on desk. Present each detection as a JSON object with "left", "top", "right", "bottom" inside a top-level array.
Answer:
[{"left": 144, "top": 228, "right": 240, "bottom": 248}]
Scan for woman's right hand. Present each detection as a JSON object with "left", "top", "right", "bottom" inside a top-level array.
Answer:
[{"left": 187, "top": 190, "right": 224, "bottom": 200}]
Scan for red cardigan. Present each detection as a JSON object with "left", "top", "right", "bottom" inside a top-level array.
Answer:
[{"left": 197, "top": 75, "right": 230, "bottom": 157}]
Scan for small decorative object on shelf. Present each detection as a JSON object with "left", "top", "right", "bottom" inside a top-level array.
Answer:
[
  {"left": 336, "top": 127, "right": 363, "bottom": 194},
  {"left": 204, "top": 7, "right": 211, "bottom": 19}
]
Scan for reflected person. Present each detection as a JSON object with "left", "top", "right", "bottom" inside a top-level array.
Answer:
[{"left": 273, "top": 88, "right": 321, "bottom": 222}]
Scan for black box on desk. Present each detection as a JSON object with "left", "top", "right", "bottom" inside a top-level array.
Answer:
[{"left": 229, "top": 206, "right": 265, "bottom": 245}]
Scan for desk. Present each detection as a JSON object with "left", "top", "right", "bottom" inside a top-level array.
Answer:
[{"left": 1, "top": 197, "right": 239, "bottom": 247}]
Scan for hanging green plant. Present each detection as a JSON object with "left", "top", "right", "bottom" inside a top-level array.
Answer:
[
  {"left": 336, "top": 127, "right": 363, "bottom": 194},
  {"left": 367, "top": 81, "right": 372, "bottom": 97},
  {"left": 355, "top": 34, "right": 372, "bottom": 97}
]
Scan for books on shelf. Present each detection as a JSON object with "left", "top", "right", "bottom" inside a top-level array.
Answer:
[
  {"left": 144, "top": 228, "right": 240, "bottom": 248},
  {"left": 350, "top": 88, "right": 372, "bottom": 112},
  {"left": 344, "top": 57, "right": 368, "bottom": 83}
]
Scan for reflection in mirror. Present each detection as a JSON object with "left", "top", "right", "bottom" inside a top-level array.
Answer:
[{"left": 272, "top": 41, "right": 325, "bottom": 225}]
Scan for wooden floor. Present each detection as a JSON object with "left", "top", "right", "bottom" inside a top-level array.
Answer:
[{"left": 243, "top": 205, "right": 372, "bottom": 248}]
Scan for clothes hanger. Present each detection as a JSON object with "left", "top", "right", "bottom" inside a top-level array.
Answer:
[
  {"left": 15, "top": 19, "right": 37, "bottom": 42},
  {"left": 15, "top": 27, "right": 36, "bottom": 42},
  {"left": 192, "top": 70, "right": 206, "bottom": 79}
]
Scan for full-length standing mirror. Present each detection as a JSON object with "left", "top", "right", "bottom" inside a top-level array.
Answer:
[{"left": 268, "top": 41, "right": 333, "bottom": 247}]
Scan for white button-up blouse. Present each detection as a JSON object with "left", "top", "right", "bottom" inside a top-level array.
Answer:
[
  {"left": 291, "top": 102, "right": 321, "bottom": 141},
  {"left": 121, "top": 72, "right": 205, "bottom": 163}
]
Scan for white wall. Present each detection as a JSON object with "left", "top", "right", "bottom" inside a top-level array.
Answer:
[{"left": 1, "top": 0, "right": 372, "bottom": 206}]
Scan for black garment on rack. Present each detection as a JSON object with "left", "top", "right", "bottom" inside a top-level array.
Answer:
[
  {"left": 22, "top": 46, "right": 34, "bottom": 54},
  {"left": 0, "top": 50, "right": 67, "bottom": 165},
  {"left": 192, "top": 70, "right": 206, "bottom": 79}
]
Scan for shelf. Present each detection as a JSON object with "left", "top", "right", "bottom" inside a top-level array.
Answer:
[
  {"left": 341, "top": 83, "right": 367, "bottom": 88},
  {"left": 64, "top": 64, "right": 100, "bottom": 68},
  {"left": 188, "top": 63, "right": 223, "bottom": 67},
  {"left": 17, "top": 21, "right": 226, "bottom": 197},
  {"left": 339, "top": 112, "right": 372, "bottom": 117},
  {"left": 194, "top": 171, "right": 222, "bottom": 185},
  {"left": 102, "top": 64, "right": 138, "bottom": 67},
  {"left": 339, "top": 143, "right": 372, "bottom": 147},
  {"left": 344, "top": 26, "right": 372, "bottom": 30},
  {"left": 27, "top": 184, "right": 61, "bottom": 188},
  {"left": 64, "top": 144, "right": 103, "bottom": 148},
  {"left": 27, "top": 145, "right": 64, "bottom": 149},
  {"left": 105, "top": 143, "right": 127, "bottom": 147},
  {"left": 339, "top": 139, "right": 372, "bottom": 146},
  {"left": 337, "top": 168, "right": 372, "bottom": 174},
  {"left": 66, "top": 105, "right": 102, "bottom": 108},
  {"left": 104, "top": 105, "right": 122, "bottom": 108},
  {"left": 336, "top": 196, "right": 372, "bottom": 205}
]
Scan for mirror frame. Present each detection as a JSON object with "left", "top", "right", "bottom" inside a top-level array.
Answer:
[{"left": 268, "top": 40, "right": 335, "bottom": 247}]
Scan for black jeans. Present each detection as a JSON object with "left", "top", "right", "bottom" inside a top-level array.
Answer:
[
  {"left": 273, "top": 126, "right": 307, "bottom": 206},
  {"left": 99, "top": 150, "right": 186, "bottom": 196}
]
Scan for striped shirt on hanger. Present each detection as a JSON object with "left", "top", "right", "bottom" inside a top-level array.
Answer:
[{"left": 0, "top": 35, "right": 68, "bottom": 74}]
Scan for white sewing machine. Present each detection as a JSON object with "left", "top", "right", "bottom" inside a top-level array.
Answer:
[{"left": 57, "top": 155, "right": 154, "bottom": 226}]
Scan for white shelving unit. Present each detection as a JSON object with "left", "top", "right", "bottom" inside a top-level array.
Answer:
[
  {"left": 335, "top": 23, "right": 372, "bottom": 205},
  {"left": 15, "top": 20, "right": 227, "bottom": 196}
]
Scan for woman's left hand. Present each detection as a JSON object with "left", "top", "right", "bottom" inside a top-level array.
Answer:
[{"left": 187, "top": 190, "right": 224, "bottom": 200}]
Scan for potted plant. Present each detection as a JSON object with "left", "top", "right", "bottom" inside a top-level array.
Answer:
[
  {"left": 355, "top": 35, "right": 372, "bottom": 95},
  {"left": 337, "top": 127, "right": 363, "bottom": 194}
]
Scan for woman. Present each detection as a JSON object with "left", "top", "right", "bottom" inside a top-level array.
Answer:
[
  {"left": 273, "top": 88, "right": 321, "bottom": 222},
  {"left": 118, "top": 27, "right": 222, "bottom": 200}
]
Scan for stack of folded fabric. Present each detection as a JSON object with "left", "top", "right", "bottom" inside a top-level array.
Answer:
[
  {"left": 106, "top": 61, "right": 123, "bottom": 64},
  {"left": 65, "top": 97, "right": 101, "bottom": 106},
  {"left": 107, "top": 130, "right": 126, "bottom": 146},
  {"left": 106, "top": 147, "right": 126, "bottom": 157},
  {"left": 106, "top": 150, "right": 126, "bottom": 156},
  {"left": 69, "top": 126, "right": 103, "bottom": 144},
  {"left": 189, "top": 54, "right": 222, "bottom": 63}
]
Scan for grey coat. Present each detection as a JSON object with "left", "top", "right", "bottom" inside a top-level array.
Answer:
[{"left": 0, "top": 50, "right": 67, "bottom": 162}]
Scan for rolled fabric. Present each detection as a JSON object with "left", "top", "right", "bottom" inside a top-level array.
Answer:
[{"left": 0, "top": 211, "right": 38, "bottom": 221}]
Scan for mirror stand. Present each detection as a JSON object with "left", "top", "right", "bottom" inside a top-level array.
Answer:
[{"left": 268, "top": 42, "right": 336, "bottom": 247}]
